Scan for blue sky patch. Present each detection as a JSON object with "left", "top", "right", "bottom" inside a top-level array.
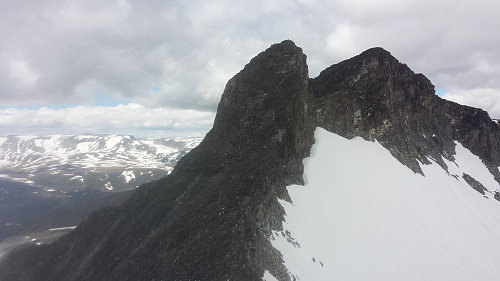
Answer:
[
  {"left": 94, "top": 92, "right": 131, "bottom": 106},
  {"left": 435, "top": 88, "right": 448, "bottom": 96}
]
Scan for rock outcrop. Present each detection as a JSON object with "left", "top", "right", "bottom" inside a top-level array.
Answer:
[
  {"left": 462, "top": 173, "right": 487, "bottom": 195},
  {"left": 1, "top": 40, "right": 500, "bottom": 281},
  {"left": 312, "top": 47, "right": 500, "bottom": 176}
]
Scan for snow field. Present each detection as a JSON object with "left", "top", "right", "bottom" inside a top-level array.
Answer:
[{"left": 269, "top": 127, "right": 500, "bottom": 281}]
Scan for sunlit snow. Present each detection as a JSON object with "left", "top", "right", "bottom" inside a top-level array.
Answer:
[
  {"left": 70, "top": 175, "right": 84, "bottom": 183},
  {"left": 105, "top": 135, "right": 123, "bottom": 149},
  {"left": 122, "top": 170, "right": 136, "bottom": 183},
  {"left": 104, "top": 182, "right": 113, "bottom": 191},
  {"left": 48, "top": 226, "right": 77, "bottom": 231},
  {"left": 270, "top": 127, "right": 500, "bottom": 281}
]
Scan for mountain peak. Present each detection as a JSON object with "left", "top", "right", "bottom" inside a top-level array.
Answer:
[
  {"left": 311, "top": 46, "right": 500, "bottom": 176},
  {"left": 358, "top": 46, "right": 395, "bottom": 61},
  {"left": 313, "top": 46, "right": 412, "bottom": 93},
  {"left": 212, "top": 39, "right": 309, "bottom": 139},
  {"left": 242, "top": 39, "right": 306, "bottom": 76},
  {"left": 268, "top": 39, "right": 301, "bottom": 52},
  {"left": 259, "top": 39, "right": 303, "bottom": 57}
]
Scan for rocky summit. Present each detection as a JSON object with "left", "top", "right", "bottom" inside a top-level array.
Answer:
[{"left": 1, "top": 40, "right": 500, "bottom": 280}]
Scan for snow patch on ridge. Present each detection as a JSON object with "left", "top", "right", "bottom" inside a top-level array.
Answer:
[
  {"left": 49, "top": 226, "right": 77, "bottom": 231},
  {"left": 272, "top": 127, "right": 500, "bottom": 281},
  {"left": 104, "top": 182, "right": 113, "bottom": 191},
  {"left": 122, "top": 171, "right": 135, "bottom": 183},
  {"left": 262, "top": 270, "right": 279, "bottom": 281},
  {"left": 70, "top": 175, "right": 84, "bottom": 183}
]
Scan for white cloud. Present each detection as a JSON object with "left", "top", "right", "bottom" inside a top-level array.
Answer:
[
  {"left": 1, "top": 0, "right": 500, "bottom": 135},
  {"left": 9, "top": 60, "right": 39, "bottom": 87},
  {"left": 324, "top": 23, "right": 358, "bottom": 58},
  {"left": 0, "top": 104, "right": 215, "bottom": 137}
]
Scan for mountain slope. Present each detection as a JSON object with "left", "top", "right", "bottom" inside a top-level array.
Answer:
[
  {"left": 1, "top": 41, "right": 500, "bottom": 280},
  {"left": 272, "top": 128, "right": 500, "bottom": 280}
]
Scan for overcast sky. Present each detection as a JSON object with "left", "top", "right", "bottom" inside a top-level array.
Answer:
[{"left": 1, "top": 0, "right": 500, "bottom": 137}]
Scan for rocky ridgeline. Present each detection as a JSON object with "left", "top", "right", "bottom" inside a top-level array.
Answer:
[
  {"left": 1, "top": 41, "right": 500, "bottom": 280},
  {"left": 312, "top": 47, "right": 500, "bottom": 178}
]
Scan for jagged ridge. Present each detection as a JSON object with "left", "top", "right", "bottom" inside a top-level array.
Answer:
[
  {"left": 312, "top": 47, "right": 500, "bottom": 177},
  {"left": 1, "top": 40, "right": 500, "bottom": 281}
]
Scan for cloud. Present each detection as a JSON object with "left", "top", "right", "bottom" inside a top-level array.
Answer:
[
  {"left": 0, "top": 104, "right": 215, "bottom": 137},
  {"left": 442, "top": 89, "right": 500, "bottom": 119},
  {"left": 9, "top": 60, "right": 39, "bottom": 87},
  {"left": 1, "top": 0, "right": 500, "bottom": 135},
  {"left": 0, "top": 0, "right": 278, "bottom": 110}
]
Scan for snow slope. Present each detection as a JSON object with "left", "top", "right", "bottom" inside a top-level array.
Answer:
[{"left": 270, "top": 127, "right": 500, "bottom": 281}]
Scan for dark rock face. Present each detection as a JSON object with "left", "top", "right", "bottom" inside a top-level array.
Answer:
[
  {"left": 495, "top": 191, "right": 500, "bottom": 202},
  {"left": 312, "top": 47, "right": 500, "bottom": 175},
  {"left": 2, "top": 40, "right": 500, "bottom": 281},
  {"left": 0, "top": 40, "right": 314, "bottom": 281},
  {"left": 462, "top": 173, "right": 487, "bottom": 195}
]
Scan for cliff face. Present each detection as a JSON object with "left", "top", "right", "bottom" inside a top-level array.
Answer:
[
  {"left": 1, "top": 40, "right": 500, "bottom": 280},
  {"left": 311, "top": 47, "right": 500, "bottom": 181},
  {"left": 0, "top": 40, "right": 315, "bottom": 281}
]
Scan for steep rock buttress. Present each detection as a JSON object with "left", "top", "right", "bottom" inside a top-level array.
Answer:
[{"left": 0, "top": 40, "right": 315, "bottom": 281}]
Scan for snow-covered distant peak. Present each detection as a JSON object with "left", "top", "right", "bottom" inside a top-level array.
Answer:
[
  {"left": 105, "top": 136, "right": 124, "bottom": 149},
  {"left": 0, "top": 134, "right": 203, "bottom": 192},
  {"left": 271, "top": 127, "right": 500, "bottom": 281},
  {"left": 0, "top": 134, "right": 202, "bottom": 163}
]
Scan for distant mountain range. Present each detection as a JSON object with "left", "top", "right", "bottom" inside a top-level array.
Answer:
[
  {"left": 0, "top": 134, "right": 202, "bottom": 193},
  {"left": 0, "top": 134, "right": 202, "bottom": 257}
]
